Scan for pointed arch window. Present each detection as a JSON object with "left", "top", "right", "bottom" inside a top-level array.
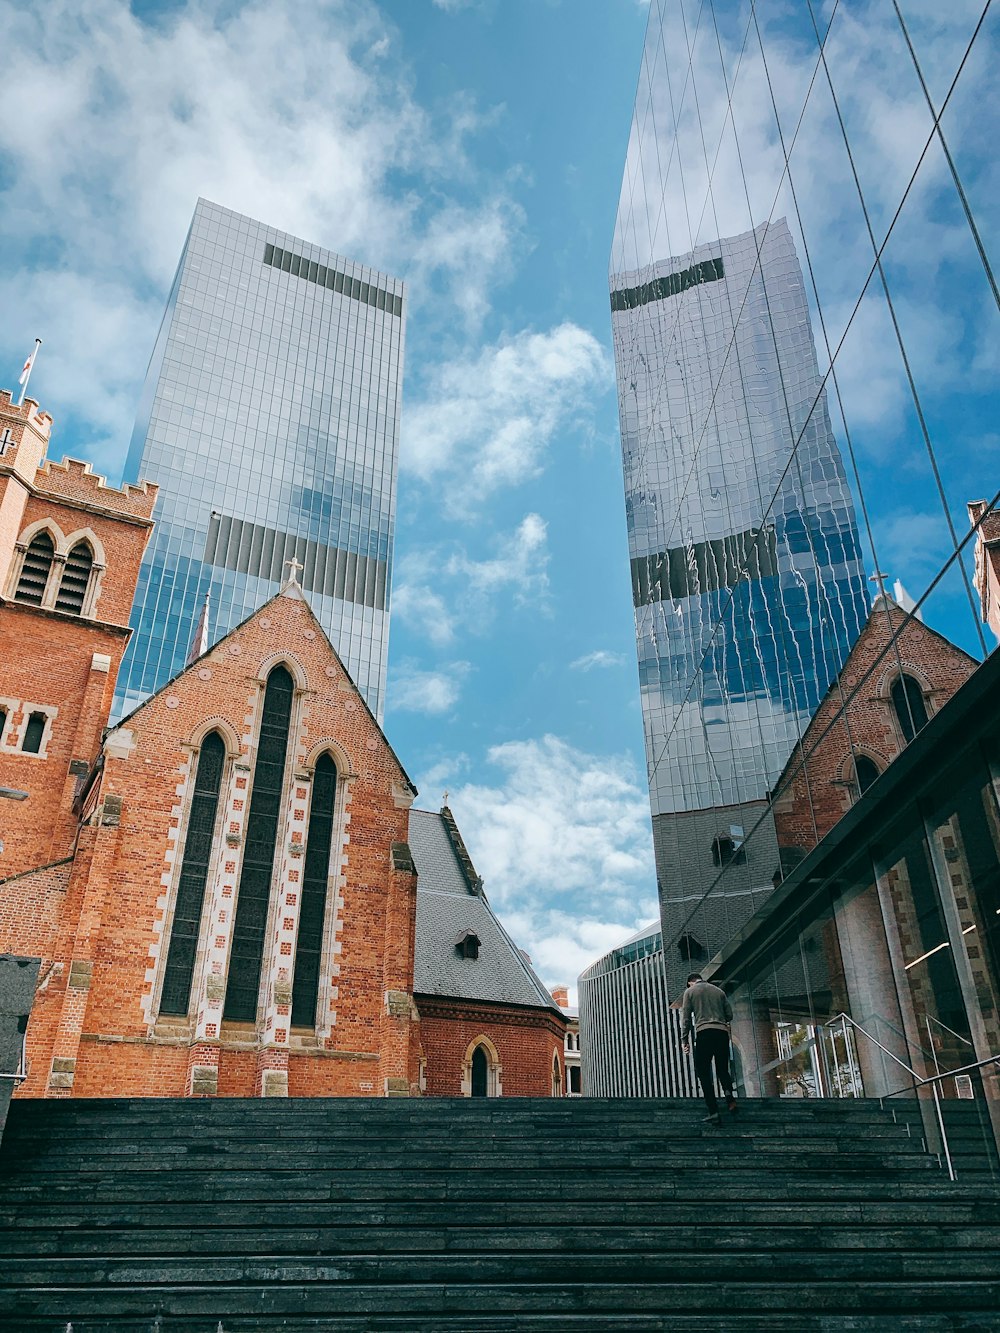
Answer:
[
  {"left": 160, "top": 732, "right": 227, "bottom": 1016},
  {"left": 551, "top": 1052, "right": 562, "bottom": 1097},
  {"left": 891, "top": 674, "right": 928, "bottom": 744},
  {"left": 471, "top": 1045, "right": 489, "bottom": 1098},
  {"left": 54, "top": 541, "right": 94, "bottom": 615},
  {"left": 853, "top": 755, "right": 881, "bottom": 799},
  {"left": 712, "top": 835, "right": 746, "bottom": 867},
  {"left": 291, "top": 752, "right": 338, "bottom": 1028},
  {"left": 15, "top": 531, "right": 54, "bottom": 605},
  {"left": 224, "top": 666, "right": 295, "bottom": 1022}
]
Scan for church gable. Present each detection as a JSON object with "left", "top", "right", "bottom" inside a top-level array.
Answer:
[
  {"left": 772, "top": 598, "right": 978, "bottom": 854},
  {"left": 36, "top": 584, "right": 420, "bottom": 1100}
]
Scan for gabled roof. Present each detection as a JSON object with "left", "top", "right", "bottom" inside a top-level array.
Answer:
[
  {"left": 408, "top": 808, "right": 560, "bottom": 1014},
  {"left": 110, "top": 579, "right": 415, "bottom": 794},
  {"left": 771, "top": 593, "right": 977, "bottom": 801}
]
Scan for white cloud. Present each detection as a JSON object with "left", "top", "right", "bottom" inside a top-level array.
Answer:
[
  {"left": 389, "top": 661, "right": 471, "bottom": 716},
  {"left": 570, "top": 649, "right": 627, "bottom": 671},
  {"left": 417, "top": 734, "right": 657, "bottom": 993},
  {"left": 394, "top": 513, "right": 550, "bottom": 643},
  {"left": 0, "top": 0, "right": 522, "bottom": 467},
  {"left": 391, "top": 583, "right": 456, "bottom": 647},
  {"left": 432, "top": 0, "right": 481, "bottom": 13},
  {"left": 446, "top": 513, "right": 549, "bottom": 598},
  {"left": 402, "top": 323, "right": 611, "bottom": 508}
]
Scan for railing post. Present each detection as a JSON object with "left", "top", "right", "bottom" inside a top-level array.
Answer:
[{"left": 932, "top": 1081, "right": 955, "bottom": 1181}]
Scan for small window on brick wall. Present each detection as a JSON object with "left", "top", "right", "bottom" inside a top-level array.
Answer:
[
  {"left": 22, "top": 712, "right": 47, "bottom": 754},
  {"left": 0, "top": 706, "right": 7, "bottom": 744}
]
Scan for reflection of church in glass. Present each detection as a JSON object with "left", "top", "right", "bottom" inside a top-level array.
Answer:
[{"left": 611, "top": 217, "right": 869, "bottom": 991}]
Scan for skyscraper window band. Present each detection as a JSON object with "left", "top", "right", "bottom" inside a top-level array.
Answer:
[
  {"left": 631, "top": 525, "right": 779, "bottom": 607},
  {"left": 263, "top": 243, "right": 403, "bottom": 318},
  {"left": 204, "top": 513, "right": 387, "bottom": 612},
  {"left": 611, "top": 257, "right": 725, "bottom": 312}
]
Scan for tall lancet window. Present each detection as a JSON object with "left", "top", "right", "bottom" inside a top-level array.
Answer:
[
  {"left": 224, "top": 665, "right": 295, "bottom": 1022},
  {"left": 160, "top": 732, "right": 226, "bottom": 1016},
  {"left": 291, "top": 752, "right": 338, "bottom": 1027}
]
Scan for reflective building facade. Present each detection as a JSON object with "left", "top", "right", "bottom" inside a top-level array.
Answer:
[
  {"left": 612, "top": 214, "right": 870, "bottom": 988},
  {"left": 115, "top": 199, "right": 405, "bottom": 721},
  {"left": 611, "top": 0, "right": 997, "bottom": 1001},
  {"left": 604, "top": 0, "right": 998, "bottom": 1139}
]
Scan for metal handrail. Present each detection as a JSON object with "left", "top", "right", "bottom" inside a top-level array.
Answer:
[
  {"left": 826, "top": 1013, "right": 955, "bottom": 1179},
  {"left": 880, "top": 1051, "right": 1000, "bottom": 1098},
  {"left": 925, "top": 1014, "right": 975, "bottom": 1047}
]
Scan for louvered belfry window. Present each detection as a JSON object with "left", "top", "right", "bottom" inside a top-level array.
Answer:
[
  {"left": 54, "top": 541, "right": 94, "bottom": 615},
  {"left": 159, "top": 732, "right": 226, "bottom": 1016},
  {"left": 291, "top": 752, "right": 338, "bottom": 1027},
  {"left": 15, "top": 531, "right": 55, "bottom": 605},
  {"left": 223, "top": 666, "right": 295, "bottom": 1022}
]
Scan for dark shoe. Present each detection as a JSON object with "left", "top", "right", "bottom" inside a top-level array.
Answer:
[
  {"left": 702, "top": 1113, "right": 721, "bottom": 1125},
  {"left": 726, "top": 1095, "right": 738, "bottom": 1113}
]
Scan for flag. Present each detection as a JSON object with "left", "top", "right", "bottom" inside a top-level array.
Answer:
[{"left": 15, "top": 339, "right": 41, "bottom": 405}]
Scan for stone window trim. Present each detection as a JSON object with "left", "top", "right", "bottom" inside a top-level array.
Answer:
[
  {"left": 150, "top": 728, "right": 240, "bottom": 1031},
  {"left": 834, "top": 750, "right": 886, "bottom": 801},
  {"left": 461, "top": 1035, "right": 503, "bottom": 1098},
  {"left": 291, "top": 741, "right": 356, "bottom": 1038},
  {"left": 1, "top": 701, "right": 58, "bottom": 758},
  {"left": 5, "top": 519, "right": 107, "bottom": 619},
  {"left": 551, "top": 1049, "right": 563, "bottom": 1097},
  {"left": 218, "top": 662, "right": 309, "bottom": 1034},
  {"left": 875, "top": 663, "right": 935, "bottom": 734},
  {"left": 0, "top": 697, "right": 16, "bottom": 749}
]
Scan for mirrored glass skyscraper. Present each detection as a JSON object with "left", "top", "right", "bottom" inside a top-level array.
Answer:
[
  {"left": 612, "top": 105, "right": 869, "bottom": 990},
  {"left": 115, "top": 198, "right": 405, "bottom": 722}
]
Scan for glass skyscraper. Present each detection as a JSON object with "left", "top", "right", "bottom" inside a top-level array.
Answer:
[
  {"left": 611, "top": 88, "right": 869, "bottom": 991},
  {"left": 610, "top": 0, "right": 997, "bottom": 1002},
  {"left": 115, "top": 198, "right": 405, "bottom": 722}
]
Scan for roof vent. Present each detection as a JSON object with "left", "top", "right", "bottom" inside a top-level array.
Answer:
[{"left": 455, "top": 929, "right": 481, "bottom": 961}]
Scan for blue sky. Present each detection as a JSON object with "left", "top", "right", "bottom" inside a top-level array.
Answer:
[{"left": 0, "top": 0, "right": 995, "bottom": 998}]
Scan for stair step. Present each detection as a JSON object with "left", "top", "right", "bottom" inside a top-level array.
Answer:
[
  {"left": 3, "top": 1221, "right": 1000, "bottom": 1258},
  {"left": 5, "top": 1277, "right": 1000, "bottom": 1318},
  {"left": 2, "top": 1096, "right": 996, "bottom": 1324}
]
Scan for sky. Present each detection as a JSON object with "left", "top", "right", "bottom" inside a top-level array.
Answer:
[
  {"left": 0, "top": 0, "right": 658, "bottom": 998},
  {"left": 0, "top": 0, "right": 995, "bottom": 1003}
]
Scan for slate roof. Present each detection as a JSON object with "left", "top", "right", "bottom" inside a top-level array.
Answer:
[{"left": 409, "top": 808, "right": 559, "bottom": 1013}]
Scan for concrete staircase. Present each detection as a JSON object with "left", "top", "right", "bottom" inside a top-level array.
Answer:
[{"left": 0, "top": 1096, "right": 998, "bottom": 1330}]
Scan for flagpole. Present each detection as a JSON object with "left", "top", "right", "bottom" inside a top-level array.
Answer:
[{"left": 16, "top": 339, "right": 42, "bottom": 407}]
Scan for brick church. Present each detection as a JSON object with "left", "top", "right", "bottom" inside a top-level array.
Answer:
[{"left": 0, "top": 390, "right": 565, "bottom": 1099}]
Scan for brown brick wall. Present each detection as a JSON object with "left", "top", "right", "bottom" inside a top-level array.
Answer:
[
  {"left": 8, "top": 589, "right": 423, "bottom": 1099},
  {"left": 773, "top": 603, "right": 978, "bottom": 853},
  {"left": 417, "top": 996, "right": 566, "bottom": 1097},
  {"left": 0, "top": 395, "right": 155, "bottom": 878},
  {"left": 0, "top": 608, "right": 126, "bottom": 873}
]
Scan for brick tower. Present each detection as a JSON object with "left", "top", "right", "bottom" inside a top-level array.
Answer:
[{"left": 0, "top": 390, "right": 157, "bottom": 877}]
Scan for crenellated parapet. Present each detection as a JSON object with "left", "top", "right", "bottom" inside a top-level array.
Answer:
[{"left": 35, "top": 457, "right": 157, "bottom": 523}]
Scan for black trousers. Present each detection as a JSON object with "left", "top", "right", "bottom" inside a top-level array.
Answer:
[{"left": 694, "top": 1028, "right": 733, "bottom": 1115}]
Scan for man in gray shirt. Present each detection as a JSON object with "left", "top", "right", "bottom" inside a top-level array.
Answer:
[{"left": 680, "top": 973, "right": 737, "bottom": 1125}]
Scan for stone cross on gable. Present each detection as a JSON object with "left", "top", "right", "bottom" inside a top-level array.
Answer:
[
  {"left": 869, "top": 569, "right": 890, "bottom": 598},
  {"left": 285, "top": 555, "right": 304, "bottom": 585}
]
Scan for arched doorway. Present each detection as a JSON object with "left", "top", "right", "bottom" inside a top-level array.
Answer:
[{"left": 471, "top": 1045, "right": 489, "bottom": 1097}]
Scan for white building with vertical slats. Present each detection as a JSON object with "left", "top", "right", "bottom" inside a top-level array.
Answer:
[{"left": 578, "top": 922, "right": 697, "bottom": 1098}]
